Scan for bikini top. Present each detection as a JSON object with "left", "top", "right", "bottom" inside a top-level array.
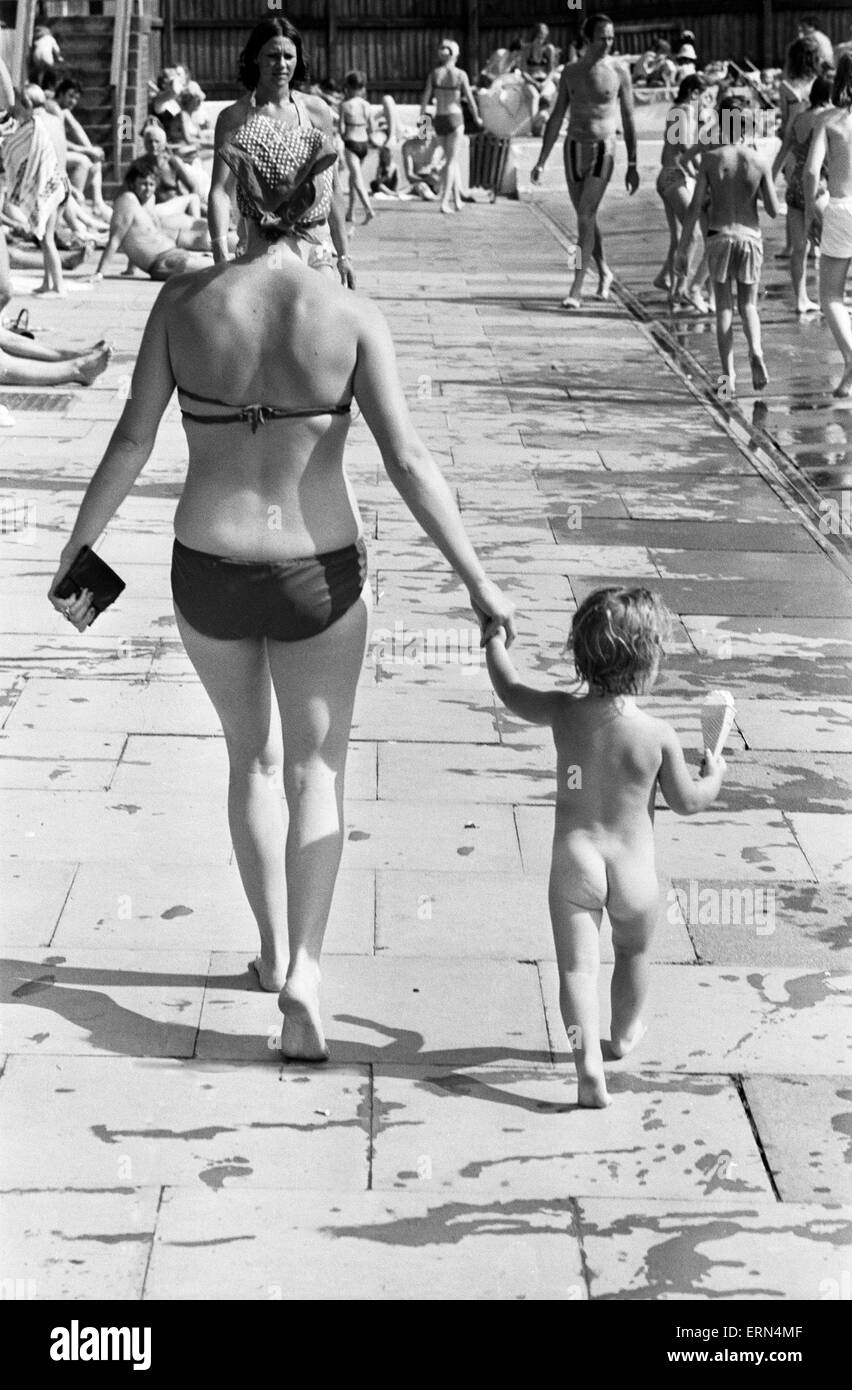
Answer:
[{"left": 178, "top": 386, "right": 352, "bottom": 433}]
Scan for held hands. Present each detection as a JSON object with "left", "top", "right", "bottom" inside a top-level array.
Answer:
[
  {"left": 469, "top": 579, "right": 517, "bottom": 647},
  {"left": 625, "top": 165, "right": 640, "bottom": 195}
]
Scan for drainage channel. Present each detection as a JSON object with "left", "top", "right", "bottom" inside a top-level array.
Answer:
[{"left": 528, "top": 199, "right": 852, "bottom": 585}]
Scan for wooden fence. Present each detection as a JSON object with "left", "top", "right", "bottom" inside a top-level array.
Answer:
[{"left": 160, "top": 2, "right": 851, "bottom": 102}]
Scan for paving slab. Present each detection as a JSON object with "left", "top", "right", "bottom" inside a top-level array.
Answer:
[
  {"left": 4, "top": 678, "right": 220, "bottom": 735},
  {"left": 51, "top": 863, "right": 374, "bottom": 955},
  {"left": 0, "top": 948, "right": 208, "bottom": 1057},
  {"left": 2, "top": 789, "right": 232, "bottom": 863},
  {"left": 710, "top": 754, "right": 852, "bottom": 814},
  {"left": 538, "top": 964, "right": 850, "bottom": 1074},
  {"left": 375, "top": 870, "right": 693, "bottom": 963},
  {"left": 742, "top": 1075, "right": 852, "bottom": 1204},
  {"left": 734, "top": 701, "right": 852, "bottom": 752},
  {"left": 349, "top": 686, "right": 498, "bottom": 743},
  {"left": 788, "top": 815, "right": 852, "bottom": 885},
  {"left": 0, "top": 1056, "right": 369, "bottom": 1190},
  {"left": 371, "top": 1066, "right": 772, "bottom": 1200},
  {"left": 143, "top": 1185, "right": 585, "bottom": 1300},
  {"left": 0, "top": 862, "right": 77, "bottom": 947},
  {"left": 196, "top": 955, "right": 550, "bottom": 1064},
  {"left": 0, "top": 1189, "right": 159, "bottom": 1300},
  {"left": 673, "top": 881, "right": 852, "bottom": 969},
  {"left": 0, "top": 730, "right": 124, "bottom": 791},
  {"left": 575, "top": 1200, "right": 852, "bottom": 1300}
]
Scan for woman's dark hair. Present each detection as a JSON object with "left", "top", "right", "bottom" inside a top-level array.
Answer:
[
  {"left": 570, "top": 588, "right": 670, "bottom": 696},
  {"left": 809, "top": 72, "right": 834, "bottom": 107},
  {"left": 785, "top": 35, "right": 823, "bottom": 82},
  {"left": 581, "top": 12, "right": 612, "bottom": 43},
  {"left": 833, "top": 53, "right": 852, "bottom": 108},
  {"left": 344, "top": 69, "right": 366, "bottom": 91},
  {"left": 676, "top": 73, "right": 705, "bottom": 103},
  {"left": 238, "top": 17, "right": 307, "bottom": 92}
]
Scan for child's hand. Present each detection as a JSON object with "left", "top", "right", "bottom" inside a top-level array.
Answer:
[
  {"left": 700, "top": 748, "right": 726, "bottom": 781},
  {"left": 485, "top": 624, "right": 507, "bottom": 645}
]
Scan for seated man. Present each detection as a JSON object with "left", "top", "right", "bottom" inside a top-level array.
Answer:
[
  {"left": 48, "top": 79, "right": 110, "bottom": 219},
  {"left": 93, "top": 163, "right": 232, "bottom": 280},
  {"left": 400, "top": 131, "right": 445, "bottom": 200}
]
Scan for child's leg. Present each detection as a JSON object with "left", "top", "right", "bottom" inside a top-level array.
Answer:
[
  {"left": 737, "top": 279, "right": 768, "bottom": 390},
  {"left": 788, "top": 208, "right": 816, "bottom": 313},
  {"left": 608, "top": 901, "right": 657, "bottom": 1056},
  {"left": 714, "top": 278, "right": 735, "bottom": 393},
  {"left": 819, "top": 254, "right": 852, "bottom": 397},
  {"left": 549, "top": 871, "right": 609, "bottom": 1108}
]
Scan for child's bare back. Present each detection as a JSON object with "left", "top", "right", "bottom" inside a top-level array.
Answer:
[{"left": 702, "top": 144, "right": 767, "bottom": 234}]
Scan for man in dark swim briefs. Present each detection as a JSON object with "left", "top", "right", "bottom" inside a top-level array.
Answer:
[
  {"left": 92, "top": 164, "right": 231, "bottom": 280},
  {"left": 531, "top": 11, "right": 639, "bottom": 308}
]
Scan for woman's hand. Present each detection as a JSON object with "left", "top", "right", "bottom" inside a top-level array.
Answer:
[
  {"left": 469, "top": 579, "right": 517, "bottom": 646},
  {"left": 48, "top": 564, "right": 96, "bottom": 632},
  {"left": 530, "top": 163, "right": 543, "bottom": 185},
  {"left": 338, "top": 255, "right": 355, "bottom": 289}
]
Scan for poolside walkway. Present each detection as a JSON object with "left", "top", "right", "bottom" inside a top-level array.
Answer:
[{"left": 1, "top": 171, "right": 850, "bottom": 1300}]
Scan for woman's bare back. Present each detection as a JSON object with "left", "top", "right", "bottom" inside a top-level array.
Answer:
[{"left": 164, "top": 255, "right": 365, "bottom": 558}]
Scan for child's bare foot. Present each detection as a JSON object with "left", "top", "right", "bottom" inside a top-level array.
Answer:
[
  {"left": 249, "top": 956, "right": 287, "bottom": 992},
  {"left": 609, "top": 1020, "right": 647, "bottom": 1059},
  {"left": 278, "top": 969, "right": 329, "bottom": 1062},
  {"left": 577, "top": 1070, "right": 611, "bottom": 1108},
  {"left": 73, "top": 343, "right": 112, "bottom": 385},
  {"left": 750, "top": 354, "right": 769, "bottom": 391}
]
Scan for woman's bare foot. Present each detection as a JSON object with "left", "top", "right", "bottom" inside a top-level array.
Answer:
[
  {"left": 595, "top": 267, "right": 614, "bottom": 301},
  {"left": 750, "top": 354, "right": 769, "bottom": 392},
  {"left": 653, "top": 269, "right": 672, "bottom": 291},
  {"left": 249, "top": 956, "right": 287, "bottom": 992},
  {"left": 440, "top": 203, "right": 456, "bottom": 215},
  {"left": 73, "top": 343, "right": 112, "bottom": 385},
  {"left": 278, "top": 970, "right": 329, "bottom": 1062},
  {"left": 577, "top": 1070, "right": 611, "bottom": 1108},
  {"left": 833, "top": 363, "right": 852, "bottom": 399},
  {"left": 796, "top": 298, "right": 820, "bottom": 315},
  {"left": 609, "top": 1020, "right": 647, "bottom": 1059}
]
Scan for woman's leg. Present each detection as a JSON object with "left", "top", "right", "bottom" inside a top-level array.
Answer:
[
  {"left": 172, "top": 611, "right": 290, "bottom": 989},
  {"left": 819, "top": 253, "right": 852, "bottom": 397},
  {"left": 345, "top": 148, "right": 373, "bottom": 221},
  {"left": 266, "top": 588, "right": 371, "bottom": 1060},
  {"left": 0, "top": 341, "right": 110, "bottom": 385},
  {"left": 655, "top": 191, "right": 678, "bottom": 289},
  {"left": 38, "top": 211, "right": 64, "bottom": 294},
  {"left": 440, "top": 128, "right": 463, "bottom": 214},
  {"left": 788, "top": 208, "right": 816, "bottom": 313}
]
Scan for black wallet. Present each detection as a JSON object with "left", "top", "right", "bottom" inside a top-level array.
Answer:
[{"left": 54, "top": 545, "right": 125, "bottom": 622}]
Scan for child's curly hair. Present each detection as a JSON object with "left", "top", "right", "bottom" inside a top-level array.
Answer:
[{"left": 569, "top": 587, "right": 671, "bottom": 695}]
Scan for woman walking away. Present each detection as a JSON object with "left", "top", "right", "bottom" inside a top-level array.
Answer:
[
  {"left": 340, "top": 70, "right": 374, "bottom": 224},
  {"left": 421, "top": 39, "right": 483, "bottom": 215},
  {"left": 49, "top": 122, "right": 515, "bottom": 1063},
  {"left": 806, "top": 55, "right": 852, "bottom": 396},
  {"left": 772, "top": 73, "right": 833, "bottom": 314}
]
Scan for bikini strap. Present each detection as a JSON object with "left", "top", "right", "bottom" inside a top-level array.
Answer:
[{"left": 180, "top": 401, "right": 352, "bottom": 433}]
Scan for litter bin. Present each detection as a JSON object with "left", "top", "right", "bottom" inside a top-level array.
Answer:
[{"left": 467, "top": 133, "right": 513, "bottom": 198}]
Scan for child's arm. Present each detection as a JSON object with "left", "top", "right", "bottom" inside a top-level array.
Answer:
[
  {"left": 657, "top": 726, "right": 725, "bottom": 815},
  {"left": 771, "top": 123, "right": 795, "bottom": 181},
  {"left": 759, "top": 159, "right": 779, "bottom": 218},
  {"left": 486, "top": 628, "right": 560, "bottom": 726}
]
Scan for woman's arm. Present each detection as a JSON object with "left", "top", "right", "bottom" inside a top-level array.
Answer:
[
  {"left": 172, "top": 153, "right": 200, "bottom": 196},
  {"left": 486, "top": 628, "right": 559, "bottom": 724},
  {"left": 49, "top": 288, "right": 177, "bottom": 617},
  {"left": 420, "top": 70, "right": 435, "bottom": 115},
  {"left": 207, "top": 107, "right": 238, "bottom": 261},
  {"left": 803, "top": 115, "right": 829, "bottom": 230},
  {"left": 353, "top": 300, "right": 516, "bottom": 641},
  {"left": 460, "top": 71, "right": 483, "bottom": 125},
  {"left": 674, "top": 160, "right": 707, "bottom": 270}
]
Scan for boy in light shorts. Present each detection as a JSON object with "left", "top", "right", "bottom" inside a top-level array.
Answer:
[{"left": 677, "top": 93, "right": 779, "bottom": 396}]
